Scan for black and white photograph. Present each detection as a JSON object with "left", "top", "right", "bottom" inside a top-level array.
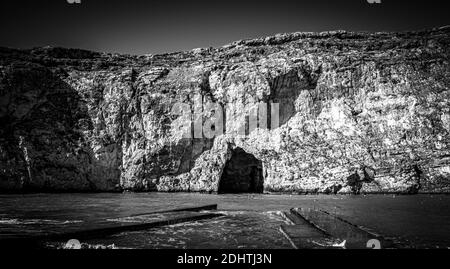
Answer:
[{"left": 0, "top": 0, "right": 449, "bottom": 262}]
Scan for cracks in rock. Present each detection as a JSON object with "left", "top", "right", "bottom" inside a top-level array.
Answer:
[
  {"left": 199, "top": 70, "right": 217, "bottom": 103},
  {"left": 267, "top": 65, "right": 320, "bottom": 127},
  {"left": 299, "top": 64, "right": 321, "bottom": 89},
  {"left": 408, "top": 164, "right": 423, "bottom": 194},
  {"left": 18, "top": 136, "right": 32, "bottom": 187},
  {"left": 324, "top": 184, "right": 343, "bottom": 194},
  {"left": 346, "top": 165, "right": 376, "bottom": 194}
]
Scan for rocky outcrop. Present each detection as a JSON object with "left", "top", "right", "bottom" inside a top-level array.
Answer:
[{"left": 1, "top": 27, "right": 450, "bottom": 193}]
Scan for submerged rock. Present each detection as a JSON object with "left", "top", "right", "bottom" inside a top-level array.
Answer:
[{"left": 1, "top": 27, "right": 450, "bottom": 193}]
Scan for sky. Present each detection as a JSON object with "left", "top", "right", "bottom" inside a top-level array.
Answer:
[{"left": 0, "top": 0, "right": 449, "bottom": 55}]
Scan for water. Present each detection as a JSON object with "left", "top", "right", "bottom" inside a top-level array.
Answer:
[
  {"left": 70, "top": 211, "right": 292, "bottom": 249},
  {"left": 1, "top": 193, "right": 449, "bottom": 249}
]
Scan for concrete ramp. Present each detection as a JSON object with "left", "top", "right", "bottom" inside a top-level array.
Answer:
[
  {"left": 0, "top": 204, "right": 221, "bottom": 248},
  {"left": 52, "top": 210, "right": 221, "bottom": 241},
  {"left": 289, "top": 208, "right": 397, "bottom": 249},
  {"left": 279, "top": 211, "right": 342, "bottom": 249}
]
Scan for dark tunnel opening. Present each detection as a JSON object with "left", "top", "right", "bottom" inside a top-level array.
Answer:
[{"left": 218, "top": 147, "right": 264, "bottom": 194}]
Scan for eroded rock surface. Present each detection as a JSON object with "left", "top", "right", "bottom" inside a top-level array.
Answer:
[{"left": 1, "top": 27, "right": 450, "bottom": 193}]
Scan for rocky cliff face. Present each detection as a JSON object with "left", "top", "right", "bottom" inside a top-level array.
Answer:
[{"left": 1, "top": 27, "right": 450, "bottom": 194}]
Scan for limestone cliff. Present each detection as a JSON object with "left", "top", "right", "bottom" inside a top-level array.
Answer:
[{"left": 1, "top": 27, "right": 450, "bottom": 194}]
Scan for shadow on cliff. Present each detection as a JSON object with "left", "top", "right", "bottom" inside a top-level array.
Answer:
[
  {"left": 267, "top": 65, "right": 321, "bottom": 126},
  {"left": 0, "top": 62, "right": 120, "bottom": 193}
]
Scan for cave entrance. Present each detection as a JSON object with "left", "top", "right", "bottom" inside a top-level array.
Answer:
[{"left": 218, "top": 148, "right": 264, "bottom": 194}]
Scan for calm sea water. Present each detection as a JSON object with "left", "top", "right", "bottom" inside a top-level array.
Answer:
[{"left": 0, "top": 193, "right": 449, "bottom": 249}]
